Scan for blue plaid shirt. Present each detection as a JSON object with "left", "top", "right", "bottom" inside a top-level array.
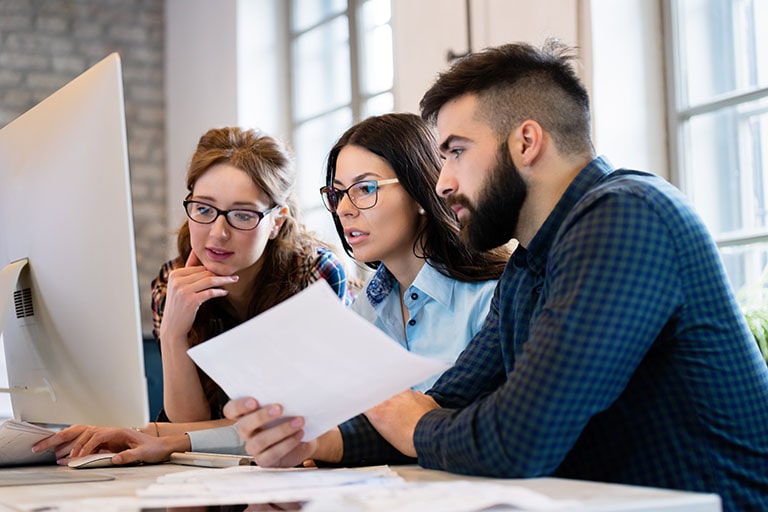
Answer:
[{"left": 339, "top": 157, "right": 768, "bottom": 511}]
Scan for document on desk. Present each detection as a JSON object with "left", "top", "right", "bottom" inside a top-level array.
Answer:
[
  {"left": 188, "top": 281, "right": 450, "bottom": 441},
  {"left": 136, "top": 466, "right": 579, "bottom": 511},
  {"left": 0, "top": 418, "right": 56, "bottom": 466}
]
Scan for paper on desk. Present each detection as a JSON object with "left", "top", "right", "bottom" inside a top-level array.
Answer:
[
  {"left": 138, "top": 466, "right": 578, "bottom": 512},
  {"left": 141, "top": 465, "right": 403, "bottom": 497},
  {"left": 0, "top": 419, "right": 56, "bottom": 466},
  {"left": 188, "top": 281, "right": 450, "bottom": 441},
  {"left": 303, "top": 481, "right": 582, "bottom": 511}
]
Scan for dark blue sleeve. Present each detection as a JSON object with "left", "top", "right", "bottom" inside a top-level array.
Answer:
[{"left": 414, "top": 192, "right": 683, "bottom": 476}]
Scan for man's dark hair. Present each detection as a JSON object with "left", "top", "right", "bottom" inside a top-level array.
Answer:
[{"left": 420, "top": 39, "right": 593, "bottom": 156}]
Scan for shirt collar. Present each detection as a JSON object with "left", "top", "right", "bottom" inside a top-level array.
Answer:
[
  {"left": 365, "top": 261, "right": 454, "bottom": 309},
  {"left": 525, "top": 156, "right": 614, "bottom": 273},
  {"left": 366, "top": 264, "right": 396, "bottom": 306}
]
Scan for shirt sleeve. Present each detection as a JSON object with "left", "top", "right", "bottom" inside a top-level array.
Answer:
[
  {"left": 308, "top": 248, "right": 351, "bottom": 305},
  {"left": 427, "top": 291, "right": 508, "bottom": 408},
  {"left": 334, "top": 414, "right": 416, "bottom": 466},
  {"left": 187, "top": 426, "right": 247, "bottom": 455},
  {"left": 414, "top": 192, "right": 683, "bottom": 477},
  {"left": 150, "top": 259, "right": 177, "bottom": 341}
]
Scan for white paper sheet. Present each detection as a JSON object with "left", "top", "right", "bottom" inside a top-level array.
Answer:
[
  {"left": 188, "top": 281, "right": 450, "bottom": 440},
  {"left": 135, "top": 466, "right": 578, "bottom": 512}
]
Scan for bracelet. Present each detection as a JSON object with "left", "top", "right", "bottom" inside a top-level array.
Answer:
[{"left": 153, "top": 421, "right": 160, "bottom": 437}]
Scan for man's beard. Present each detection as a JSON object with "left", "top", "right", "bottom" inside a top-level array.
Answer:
[{"left": 451, "top": 142, "right": 527, "bottom": 251}]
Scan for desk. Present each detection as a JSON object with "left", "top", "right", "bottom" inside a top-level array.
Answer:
[{"left": 0, "top": 463, "right": 721, "bottom": 512}]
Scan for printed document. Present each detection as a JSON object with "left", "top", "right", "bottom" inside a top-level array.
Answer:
[
  {"left": 188, "top": 281, "right": 450, "bottom": 440},
  {"left": 0, "top": 419, "right": 56, "bottom": 466}
]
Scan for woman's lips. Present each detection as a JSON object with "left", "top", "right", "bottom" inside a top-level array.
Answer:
[
  {"left": 344, "top": 229, "right": 369, "bottom": 246},
  {"left": 206, "top": 247, "right": 233, "bottom": 261}
]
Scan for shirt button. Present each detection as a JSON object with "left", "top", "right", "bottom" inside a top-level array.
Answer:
[
  {"left": 408, "top": 319, "right": 416, "bottom": 326},
  {"left": 410, "top": 293, "right": 419, "bottom": 300}
]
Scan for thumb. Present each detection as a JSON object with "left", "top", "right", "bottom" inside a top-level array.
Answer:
[
  {"left": 112, "top": 448, "right": 143, "bottom": 465},
  {"left": 185, "top": 249, "right": 202, "bottom": 268}
]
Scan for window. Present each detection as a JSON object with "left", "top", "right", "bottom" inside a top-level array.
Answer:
[
  {"left": 665, "top": 0, "right": 768, "bottom": 297},
  {"left": 287, "top": 0, "right": 393, "bottom": 245}
]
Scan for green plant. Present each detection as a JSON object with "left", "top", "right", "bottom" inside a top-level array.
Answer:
[
  {"left": 742, "top": 309, "right": 768, "bottom": 364},
  {"left": 736, "top": 265, "right": 768, "bottom": 365}
]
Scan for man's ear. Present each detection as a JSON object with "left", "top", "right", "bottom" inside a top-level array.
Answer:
[
  {"left": 507, "top": 120, "right": 543, "bottom": 168},
  {"left": 270, "top": 205, "right": 290, "bottom": 239}
]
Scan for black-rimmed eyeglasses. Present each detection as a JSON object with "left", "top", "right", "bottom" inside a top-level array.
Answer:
[
  {"left": 319, "top": 178, "right": 399, "bottom": 213},
  {"left": 183, "top": 198, "right": 279, "bottom": 231}
]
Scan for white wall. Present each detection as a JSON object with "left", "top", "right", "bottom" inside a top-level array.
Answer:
[
  {"left": 590, "top": 0, "right": 668, "bottom": 178},
  {"left": 165, "top": 0, "right": 240, "bottom": 255},
  {"left": 164, "top": 0, "right": 286, "bottom": 257},
  {"left": 164, "top": 0, "right": 669, "bottom": 244}
]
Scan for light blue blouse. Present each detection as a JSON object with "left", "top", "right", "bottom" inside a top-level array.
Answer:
[
  {"left": 187, "top": 261, "right": 498, "bottom": 453},
  {"left": 352, "top": 262, "right": 498, "bottom": 391}
]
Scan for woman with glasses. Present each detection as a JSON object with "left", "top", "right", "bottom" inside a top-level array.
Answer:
[
  {"left": 34, "top": 126, "right": 350, "bottom": 464},
  {"left": 152, "top": 126, "right": 349, "bottom": 423},
  {"left": 321, "top": 113, "right": 510, "bottom": 391}
]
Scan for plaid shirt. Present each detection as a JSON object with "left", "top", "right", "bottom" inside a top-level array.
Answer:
[{"left": 340, "top": 157, "right": 768, "bottom": 511}]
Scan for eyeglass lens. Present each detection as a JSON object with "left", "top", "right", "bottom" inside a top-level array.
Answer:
[
  {"left": 184, "top": 200, "right": 272, "bottom": 230},
  {"left": 322, "top": 180, "right": 395, "bottom": 213}
]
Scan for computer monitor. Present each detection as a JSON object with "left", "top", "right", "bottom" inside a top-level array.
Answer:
[{"left": 0, "top": 53, "right": 149, "bottom": 428}]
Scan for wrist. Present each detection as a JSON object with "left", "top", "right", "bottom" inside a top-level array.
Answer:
[
  {"left": 313, "top": 428, "right": 343, "bottom": 463},
  {"left": 162, "top": 433, "right": 192, "bottom": 458}
]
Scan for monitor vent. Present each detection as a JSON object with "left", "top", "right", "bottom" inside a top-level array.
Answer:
[{"left": 13, "top": 287, "right": 35, "bottom": 319}]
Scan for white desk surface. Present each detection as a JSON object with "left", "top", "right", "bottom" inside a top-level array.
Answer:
[{"left": 0, "top": 463, "right": 721, "bottom": 512}]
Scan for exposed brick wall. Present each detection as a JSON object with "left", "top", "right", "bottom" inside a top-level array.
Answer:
[{"left": 0, "top": 0, "right": 166, "bottom": 334}]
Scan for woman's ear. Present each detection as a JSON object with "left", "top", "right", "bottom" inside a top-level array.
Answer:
[{"left": 270, "top": 205, "right": 290, "bottom": 239}]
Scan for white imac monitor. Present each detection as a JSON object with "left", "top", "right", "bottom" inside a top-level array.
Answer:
[{"left": 0, "top": 53, "right": 149, "bottom": 427}]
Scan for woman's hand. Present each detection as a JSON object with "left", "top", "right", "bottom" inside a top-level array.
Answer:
[
  {"left": 159, "top": 250, "right": 237, "bottom": 344},
  {"left": 159, "top": 251, "right": 237, "bottom": 422},
  {"left": 31, "top": 424, "right": 190, "bottom": 465}
]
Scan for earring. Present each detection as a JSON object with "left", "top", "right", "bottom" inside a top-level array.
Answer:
[{"left": 418, "top": 207, "right": 426, "bottom": 215}]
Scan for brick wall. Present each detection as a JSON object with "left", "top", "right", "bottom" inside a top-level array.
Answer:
[{"left": 0, "top": 0, "right": 166, "bottom": 334}]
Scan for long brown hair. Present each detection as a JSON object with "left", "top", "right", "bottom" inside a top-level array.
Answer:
[
  {"left": 175, "top": 128, "right": 333, "bottom": 411},
  {"left": 325, "top": 113, "right": 509, "bottom": 281}
]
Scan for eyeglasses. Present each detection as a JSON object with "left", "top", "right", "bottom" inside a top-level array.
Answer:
[
  {"left": 319, "top": 178, "right": 399, "bottom": 213},
  {"left": 183, "top": 198, "right": 279, "bottom": 231}
]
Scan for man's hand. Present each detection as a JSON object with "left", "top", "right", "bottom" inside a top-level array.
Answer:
[
  {"left": 364, "top": 390, "right": 439, "bottom": 457},
  {"left": 224, "top": 397, "right": 342, "bottom": 467}
]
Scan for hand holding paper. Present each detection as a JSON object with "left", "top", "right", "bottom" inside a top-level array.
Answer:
[{"left": 188, "top": 281, "right": 450, "bottom": 441}]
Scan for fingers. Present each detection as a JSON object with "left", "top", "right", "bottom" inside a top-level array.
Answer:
[
  {"left": 223, "top": 397, "right": 260, "bottom": 420},
  {"left": 32, "top": 425, "right": 87, "bottom": 453},
  {"left": 245, "top": 425, "right": 306, "bottom": 467},
  {"left": 224, "top": 400, "right": 309, "bottom": 467}
]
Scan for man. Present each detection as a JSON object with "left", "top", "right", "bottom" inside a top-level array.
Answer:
[{"left": 225, "top": 41, "right": 768, "bottom": 511}]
